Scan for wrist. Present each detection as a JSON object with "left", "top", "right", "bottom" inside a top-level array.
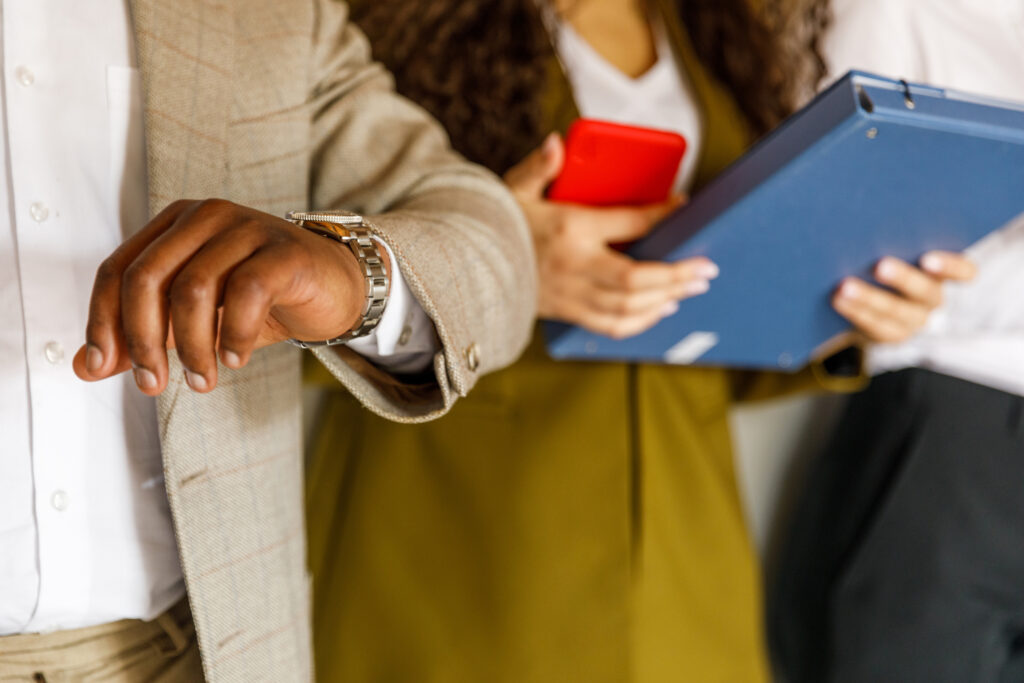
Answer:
[
  {"left": 327, "top": 240, "right": 367, "bottom": 337},
  {"left": 284, "top": 211, "right": 391, "bottom": 347}
]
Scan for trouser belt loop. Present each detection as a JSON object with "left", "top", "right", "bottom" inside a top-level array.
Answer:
[{"left": 154, "top": 610, "right": 190, "bottom": 657}]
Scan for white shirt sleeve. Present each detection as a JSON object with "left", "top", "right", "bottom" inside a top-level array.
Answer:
[
  {"left": 824, "top": 0, "right": 923, "bottom": 86},
  {"left": 345, "top": 241, "right": 440, "bottom": 374}
]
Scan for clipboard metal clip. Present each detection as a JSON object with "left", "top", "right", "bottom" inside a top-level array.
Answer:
[{"left": 899, "top": 79, "right": 916, "bottom": 110}]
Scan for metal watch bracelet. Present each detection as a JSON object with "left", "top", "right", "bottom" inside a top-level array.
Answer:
[{"left": 284, "top": 210, "right": 390, "bottom": 348}]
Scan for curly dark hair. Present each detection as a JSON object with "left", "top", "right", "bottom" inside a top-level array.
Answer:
[{"left": 353, "top": 0, "right": 832, "bottom": 174}]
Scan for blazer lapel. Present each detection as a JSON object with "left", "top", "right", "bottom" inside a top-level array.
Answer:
[
  {"left": 129, "top": 0, "right": 235, "bottom": 220},
  {"left": 129, "top": 0, "right": 236, "bottom": 460}
]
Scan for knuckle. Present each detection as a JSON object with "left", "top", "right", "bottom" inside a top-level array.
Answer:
[
  {"left": 544, "top": 253, "right": 569, "bottom": 275},
  {"left": 123, "top": 259, "right": 160, "bottom": 290},
  {"left": 170, "top": 274, "right": 211, "bottom": 306},
  {"left": 167, "top": 199, "right": 196, "bottom": 213},
  {"left": 125, "top": 336, "right": 158, "bottom": 363},
  {"left": 218, "top": 324, "right": 252, "bottom": 350},
  {"left": 617, "top": 268, "right": 642, "bottom": 291},
  {"left": 243, "top": 216, "right": 274, "bottom": 239},
  {"left": 553, "top": 215, "right": 578, "bottom": 242},
  {"left": 95, "top": 257, "right": 122, "bottom": 285},
  {"left": 227, "top": 271, "right": 267, "bottom": 302},
  {"left": 192, "top": 198, "right": 236, "bottom": 224},
  {"left": 611, "top": 297, "right": 633, "bottom": 316},
  {"left": 198, "top": 197, "right": 234, "bottom": 213}
]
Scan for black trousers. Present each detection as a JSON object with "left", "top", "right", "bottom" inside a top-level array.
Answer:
[{"left": 768, "top": 368, "right": 1024, "bottom": 683}]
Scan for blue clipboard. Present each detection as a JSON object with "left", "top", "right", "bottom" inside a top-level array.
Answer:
[{"left": 545, "top": 71, "right": 1024, "bottom": 370}]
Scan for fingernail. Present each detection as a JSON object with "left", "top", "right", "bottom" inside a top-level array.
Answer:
[
  {"left": 184, "top": 370, "right": 208, "bottom": 392},
  {"left": 840, "top": 280, "right": 862, "bottom": 300},
  {"left": 221, "top": 350, "right": 242, "bottom": 369},
  {"left": 85, "top": 344, "right": 104, "bottom": 373},
  {"left": 696, "top": 262, "right": 720, "bottom": 280},
  {"left": 876, "top": 258, "right": 899, "bottom": 281},
  {"left": 133, "top": 367, "right": 157, "bottom": 391},
  {"left": 684, "top": 279, "right": 711, "bottom": 296},
  {"left": 661, "top": 302, "right": 679, "bottom": 317},
  {"left": 542, "top": 133, "right": 559, "bottom": 159},
  {"left": 921, "top": 253, "right": 944, "bottom": 273}
]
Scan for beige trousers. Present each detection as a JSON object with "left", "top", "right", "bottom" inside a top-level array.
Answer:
[{"left": 0, "top": 599, "right": 203, "bottom": 682}]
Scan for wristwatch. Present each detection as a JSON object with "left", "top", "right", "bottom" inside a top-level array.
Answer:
[{"left": 284, "top": 210, "right": 390, "bottom": 347}]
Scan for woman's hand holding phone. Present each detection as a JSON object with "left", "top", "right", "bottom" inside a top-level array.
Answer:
[{"left": 505, "top": 133, "right": 719, "bottom": 340}]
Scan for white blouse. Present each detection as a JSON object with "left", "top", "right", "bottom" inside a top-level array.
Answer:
[
  {"left": 553, "top": 19, "right": 705, "bottom": 195},
  {"left": 824, "top": 0, "right": 1024, "bottom": 396}
]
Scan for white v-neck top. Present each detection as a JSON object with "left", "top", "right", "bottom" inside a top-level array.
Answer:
[{"left": 553, "top": 19, "right": 704, "bottom": 195}]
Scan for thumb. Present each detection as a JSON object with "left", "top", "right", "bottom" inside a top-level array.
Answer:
[{"left": 503, "top": 132, "right": 565, "bottom": 198}]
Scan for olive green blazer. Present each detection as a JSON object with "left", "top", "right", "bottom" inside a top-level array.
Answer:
[{"left": 306, "top": 2, "right": 861, "bottom": 681}]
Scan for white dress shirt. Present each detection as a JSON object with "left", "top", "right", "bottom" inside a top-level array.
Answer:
[
  {"left": 553, "top": 20, "right": 705, "bottom": 195},
  {"left": 824, "top": 0, "right": 1024, "bottom": 396},
  {"left": 0, "top": 0, "right": 432, "bottom": 636}
]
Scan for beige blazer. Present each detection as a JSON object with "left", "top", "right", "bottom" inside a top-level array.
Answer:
[{"left": 130, "top": 0, "right": 536, "bottom": 680}]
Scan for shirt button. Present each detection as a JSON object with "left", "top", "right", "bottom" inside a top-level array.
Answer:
[
  {"left": 44, "top": 341, "right": 64, "bottom": 365},
  {"left": 398, "top": 324, "right": 412, "bottom": 346},
  {"left": 50, "top": 490, "right": 69, "bottom": 512},
  {"left": 15, "top": 65, "right": 34, "bottom": 87},
  {"left": 29, "top": 202, "right": 50, "bottom": 223}
]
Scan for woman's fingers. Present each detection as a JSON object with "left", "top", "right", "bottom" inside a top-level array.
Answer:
[
  {"left": 874, "top": 257, "right": 943, "bottom": 308},
  {"left": 560, "top": 296, "right": 679, "bottom": 340},
  {"left": 920, "top": 250, "right": 978, "bottom": 282},
  {"left": 833, "top": 277, "right": 928, "bottom": 343},
  {"left": 503, "top": 133, "right": 565, "bottom": 198},
  {"left": 591, "top": 250, "right": 718, "bottom": 293},
  {"left": 541, "top": 256, "right": 713, "bottom": 338},
  {"left": 839, "top": 252, "right": 977, "bottom": 344},
  {"left": 833, "top": 292, "right": 908, "bottom": 344}
]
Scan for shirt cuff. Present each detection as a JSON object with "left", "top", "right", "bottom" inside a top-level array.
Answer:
[{"left": 345, "top": 242, "right": 439, "bottom": 374}]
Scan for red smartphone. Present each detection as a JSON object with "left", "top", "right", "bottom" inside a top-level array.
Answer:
[{"left": 547, "top": 119, "right": 687, "bottom": 206}]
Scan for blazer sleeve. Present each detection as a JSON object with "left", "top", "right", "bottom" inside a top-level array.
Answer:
[{"left": 304, "top": 0, "right": 537, "bottom": 422}]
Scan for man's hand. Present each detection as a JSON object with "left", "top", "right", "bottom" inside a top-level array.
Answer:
[
  {"left": 72, "top": 199, "right": 374, "bottom": 395},
  {"left": 505, "top": 133, "right": 718, "bottom": 340}
]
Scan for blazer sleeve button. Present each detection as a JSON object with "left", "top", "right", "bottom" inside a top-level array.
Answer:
[{"left": 465, "top": 343, "right": 481, "bottom": 372}]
